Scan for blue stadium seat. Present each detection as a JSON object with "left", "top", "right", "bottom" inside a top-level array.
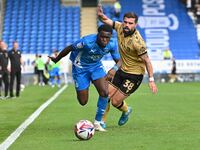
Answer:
[{"left": 2, "top": 0, "right": 80, "bottom": 54}]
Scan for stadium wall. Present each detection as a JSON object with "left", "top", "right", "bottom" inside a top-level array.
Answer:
[
  {"left": 21, "top": 54, "right": 200, "bottom": 85},
  {"left": 22, "top": 54, "right": 200, "bottom": 74}
]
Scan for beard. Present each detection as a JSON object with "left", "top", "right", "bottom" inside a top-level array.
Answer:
[{"left": 123, "top": 27, "right": 134, "bottom": 37}]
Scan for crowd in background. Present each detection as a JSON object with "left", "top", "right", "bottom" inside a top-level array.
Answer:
[{"left": 181, "top": 0, "right": 200, "bottom": 24}]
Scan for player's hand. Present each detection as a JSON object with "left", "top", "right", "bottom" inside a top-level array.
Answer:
[
  {"left": 148, "top": 81, "right": 158, "bottom": 94},
  {"left": 106, "top": 69, "right": 116, "bottom": 81},
  {"left": 97, "top": 4, "right": 107, "bottom": 20},
  {"left": 48, "top": 56, "right": 58, "bottom": 63},
  {"left": 97, "top": 4, "right": 103, "bottom": 15}
]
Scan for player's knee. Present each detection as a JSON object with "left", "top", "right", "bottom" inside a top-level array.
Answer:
[
  {"left": 111, "top": 100, "right": 120, "bottom": 108},
  {"left": 78, "top": 100, "right": 87, "bottom": 106},
  {"left": 99, "top": 90, "right": 109, "bottom": 98},
  {"left": 77, "top": 97, "right": 88, "bottom": 106}
]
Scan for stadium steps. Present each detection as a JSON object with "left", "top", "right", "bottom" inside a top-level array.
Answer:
[
  {"left": 60, "top": 0, "right": 80, "bottom": 6},
  {"left": 100, "top": 0, "right": 115, "bottom": 5},
  {"left": 0, "top": 0, "right": 6, "bottom": 37},
  {"left": 80, "top": 7, "right": 97, "bottom": 37}
]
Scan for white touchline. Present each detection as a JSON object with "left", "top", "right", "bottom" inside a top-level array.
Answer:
[{"left": 0, "top": 84, "right": 68, "bottom": 150}]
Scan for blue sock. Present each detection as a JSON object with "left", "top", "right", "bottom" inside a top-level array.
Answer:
[
  {"left": 57, "top": 78, "right": 61, "bottom": 85},
  {"left": 51, "top": 77, "right": 55, "bottom": 85},
  {"left": 95, "top": 96, "right": 108, "bottom": 122}
]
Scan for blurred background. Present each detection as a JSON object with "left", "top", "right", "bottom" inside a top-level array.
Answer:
[{"left": 0, "top": 0, "right": 200, "bottom": 85}]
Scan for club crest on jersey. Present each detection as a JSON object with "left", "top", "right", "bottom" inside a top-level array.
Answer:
[{"left": 76, "top": 42, "right": 84, "bottom": 49}]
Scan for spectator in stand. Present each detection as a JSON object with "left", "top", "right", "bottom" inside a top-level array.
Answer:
[
  {"left": 186, "top": 0, "right": 196, "bottom": 12},
  {"left": 113, "top": 0, "right": 121, "bottom": 19},
  {"left": 195, "top": 3, "right": 200, "bottom": 24},
  {"left": 163, "top": 48, "right": 173, "bottom": 60}
]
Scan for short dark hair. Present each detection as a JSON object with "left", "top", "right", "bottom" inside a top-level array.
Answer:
[
  {"left": 98, "top": 24, "right": 113, "bottom": 34},
  {"left": 53, "top": 49, "right": 59, "bottom": 53},
  {"left": 13, "top": 41, "right": 18, "bottom": 44},
  {"left": 123, "top": 12, "right": 138, "bottom": 23}
]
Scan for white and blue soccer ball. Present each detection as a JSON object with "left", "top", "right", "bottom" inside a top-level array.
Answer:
[{"left": 74, "top": 120, "right": 95, "bottom": 140}]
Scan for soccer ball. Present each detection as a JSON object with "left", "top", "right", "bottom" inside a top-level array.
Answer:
[{"left": 74, "top": 120, "right": 95, "bottom": 140}]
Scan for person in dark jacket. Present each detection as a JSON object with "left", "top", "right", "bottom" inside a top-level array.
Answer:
[
  {"left": 8, "top": 41, "right": 23, "bottom": 98},
  {"left": 0, "top": 41, "right": 9, "bottom": 99}
]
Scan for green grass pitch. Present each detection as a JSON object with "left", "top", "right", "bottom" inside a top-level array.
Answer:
[{"left": 0, "top": 82, "right": 200, "bottom": 150}]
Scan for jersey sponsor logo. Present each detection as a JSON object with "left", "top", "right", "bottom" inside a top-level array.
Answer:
[{"left": 90, "top": 55, "right": 102, "bottom": 60}]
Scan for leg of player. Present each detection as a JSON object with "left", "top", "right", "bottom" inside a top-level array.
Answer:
[
  {"left": 111, "top": 88, "right": 132, "bottom": 126},
  {"left": 101, "top": 82, "right": 119, "bottom": 127},
  {"left": 76, "top": 89, "right": 89, "bottom": 106},
  {"left": 57, "top": 76, "right": 61, "bottom": 87},
  {"left": 0, "top": 76, "right": 2, "bottom": 99},
  {"left": 93, "top": 77, "right": 108, "bottom": 132},
  {"left": 3, "top": 73, "right": 9, "bottom": 97},
  {"left": 73, "top": 71, "right": 91, "bottom": 105},
  {"left": 50, "top": 70, "right": 55, "bottom": 87},
  {"left": 51, "top": 76, "right": 55, "bottom": 87},
  {"left": 101, "top": 99, "right": 110, "bottom": 128},
  {"left": 55, "top": 68, "right": 61, "bottom": 87},
  {"left": 56, "top": 74, "right": 61, "bottom": 88}
]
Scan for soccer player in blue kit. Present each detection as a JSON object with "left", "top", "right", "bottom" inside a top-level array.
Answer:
[{"left": 49, "top": 24, "right": 120, "bottom": 131}]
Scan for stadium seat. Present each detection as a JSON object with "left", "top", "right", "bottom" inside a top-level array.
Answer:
[{"left": 2, "top": 0, "right": 80, "bottom": 54}]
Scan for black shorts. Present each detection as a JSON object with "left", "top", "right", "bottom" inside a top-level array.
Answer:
[{"left": 109, "top": 69, "right": 143, "bottom": 96}]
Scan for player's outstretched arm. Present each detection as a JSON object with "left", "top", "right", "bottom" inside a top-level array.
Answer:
[
  {"left": 97, "top": 4, "right": 113, "bottom": 27},
  {"left": 48, "top": 45, "right": 73, "bottom": 63},
  {"left": 140, "top": 53, "right": 158, "bottom": 94}
]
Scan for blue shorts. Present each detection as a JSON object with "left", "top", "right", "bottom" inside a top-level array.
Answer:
[
  {"left": 50, "top": 68, "right": 60, "bottom": 77},
  {"left": 72, "top": 64, "right": 106, "bottom": 91}
]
